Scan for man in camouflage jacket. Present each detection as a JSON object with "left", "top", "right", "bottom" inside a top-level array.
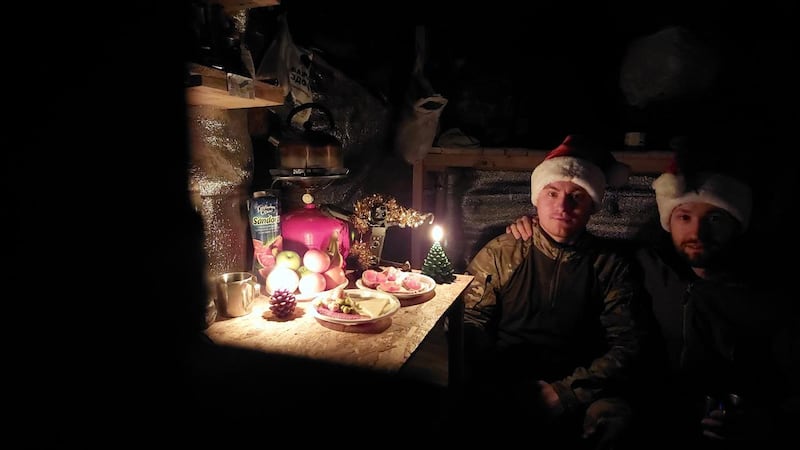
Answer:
[{"left": 461, "top": 136, "right": 649, "bottom": 448}]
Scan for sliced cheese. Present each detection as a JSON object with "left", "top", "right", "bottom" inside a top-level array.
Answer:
[{"left": 357, "top": 297, "right": 389, "bottom": 318}]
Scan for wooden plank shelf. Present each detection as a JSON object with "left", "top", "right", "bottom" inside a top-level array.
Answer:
[
  {"left": 421, "top": 147, "right": 674, "bottom": 174},
  {"left": 185, "top": 63, "right": 284, "bottom": 109}
]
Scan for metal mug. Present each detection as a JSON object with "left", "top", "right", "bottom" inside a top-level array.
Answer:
[{"left": 215, "top": 272, "right": 258, "bottom": 317}]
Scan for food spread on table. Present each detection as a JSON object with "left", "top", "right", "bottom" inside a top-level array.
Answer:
[{"left": 360, "top": 267, "right": 431, "bottom": 295}]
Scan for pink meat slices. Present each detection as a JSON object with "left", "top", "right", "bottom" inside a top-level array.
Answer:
[{"left": 401, "top": 275, "right": 423, "bottom": 291}]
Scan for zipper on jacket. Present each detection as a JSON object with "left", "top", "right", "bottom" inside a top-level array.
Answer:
[{"left": 679, "top": 282, "right": 694, "bottom": 368}]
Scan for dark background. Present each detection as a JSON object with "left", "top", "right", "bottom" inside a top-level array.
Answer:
[
  {"left": 269, "top": 0, "right": 795, "bottom": 149},
  {"left": 9, "top": 1, "right": 796, "bottom": 444}
]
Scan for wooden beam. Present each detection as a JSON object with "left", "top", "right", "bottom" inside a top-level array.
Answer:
[
  {"left": 423, "top": 147, "right": 673, "bottom": 175},
  {"left": 611, "top": 151, "right": 674, "bottom": 175},
  {"left": 411, "top": 161, "right": 425, "bottom": 268},
  {"left": 214, "top": 0, "right": 280, "bottom": 12}
]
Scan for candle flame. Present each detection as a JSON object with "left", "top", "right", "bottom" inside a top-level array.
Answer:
[{"left": 432, "top": 225, "right": 443, "bottom": 242}]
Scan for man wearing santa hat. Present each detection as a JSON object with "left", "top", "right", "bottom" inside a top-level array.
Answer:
[
  {"left": 507, "top": 147, "right": 794, "bottom": 446},
  {"left": 631, "top": 154, "right": 791, "bottom": 446},
  {"left": 461, "top": 135, "right": 650, "bottom": 448}
]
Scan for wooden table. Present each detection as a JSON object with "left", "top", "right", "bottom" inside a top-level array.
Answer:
[{"left": 205, "top": 273, "right": 473, "bottom": 387}]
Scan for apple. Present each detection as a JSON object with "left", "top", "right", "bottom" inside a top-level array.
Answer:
[
  {"left": 275, "top": 250, "right": 302, "bottom": 271},
  {"left": 303, "top": 248, "right": 331, "bottom": 273},
  {"left": 298, "top": 272, "right": 327, "bottom": 295},
  {"left": 266, "top": 266, "right": 300, "bottom": 294}
]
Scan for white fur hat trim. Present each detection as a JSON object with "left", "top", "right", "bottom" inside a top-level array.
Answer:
[
  {"left": 531, "top": 156, "right": 606, "bottom": 209},
  {"left": 653, "top": 171, "right": 752, "bottom": 232}
]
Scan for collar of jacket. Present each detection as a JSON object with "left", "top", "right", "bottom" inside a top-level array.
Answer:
[{"left": 530, "top": 215, "right": 595, "bottom": 260}]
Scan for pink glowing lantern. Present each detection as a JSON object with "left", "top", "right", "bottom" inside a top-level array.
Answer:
[{"left": 280, "top": 200, "right": 350, "bottom": 267}]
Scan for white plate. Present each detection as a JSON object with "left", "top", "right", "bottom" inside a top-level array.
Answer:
[
  {"left": 311, "top": 289, "right": 400, "bottom": 325},
  {"left": 356, "top": 273, "right": 436, "bottom": 299}
]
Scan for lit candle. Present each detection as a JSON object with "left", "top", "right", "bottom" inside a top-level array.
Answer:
[{"left": 422, "top": 225, "right": 455, "bottom": 284}]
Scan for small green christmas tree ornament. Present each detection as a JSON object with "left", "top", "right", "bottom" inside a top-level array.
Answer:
[{"left": 421, "top": 225, "right": 455, "bottom": 284}]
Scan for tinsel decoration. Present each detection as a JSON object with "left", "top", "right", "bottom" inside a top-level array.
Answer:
[
  {"left": 348, "top": 193, "right": 434, "bottom": 271},
  {"left": 351, "top": 194, "right": 434, "bottom": 237},
  {"left": 421, "top": 241, "right": 455, "bottom": 284},
  {"left": 349, "top": 241, "right": 373, "bottom": 271}
]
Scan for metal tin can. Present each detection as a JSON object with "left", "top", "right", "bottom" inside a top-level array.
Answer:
[{"left": 248, "top": 190, "right": 282, "bottom": 287}]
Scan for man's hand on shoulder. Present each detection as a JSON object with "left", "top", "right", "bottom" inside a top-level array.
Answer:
[{"left": 506, "top": 215, "right": 534, "bottom": 240}]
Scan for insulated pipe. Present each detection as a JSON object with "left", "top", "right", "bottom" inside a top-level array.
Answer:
[{"left": 187, "top": 106, "right": 254, "bottom": 324}]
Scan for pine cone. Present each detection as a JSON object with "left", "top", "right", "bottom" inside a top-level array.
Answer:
[{"left": 269, "top": 288, "right": 297, "bottom": 318}]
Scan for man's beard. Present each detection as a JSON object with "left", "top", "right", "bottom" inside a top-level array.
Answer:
[
  {"left": 677, "top": 239, "right": 722, "bottom": 269},
  {"left": 679, "top": 248, "right": 712, "bottom": 268}
]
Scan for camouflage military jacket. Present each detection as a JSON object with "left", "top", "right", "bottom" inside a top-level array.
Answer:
[{"left": 463, "top": 219, "right": 647, "bottom": 413}]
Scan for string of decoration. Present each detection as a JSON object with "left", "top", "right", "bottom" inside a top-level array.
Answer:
[
  {"left": 351, "top": 193, "right": 434, "bottom": 237},
  {"left": 348, "top": 193, "right": 434, "bottom": 270}
]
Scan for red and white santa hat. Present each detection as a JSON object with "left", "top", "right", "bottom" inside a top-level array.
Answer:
[
  {"left": 531, "top": 135, "right": 631, "bottom": 210},
  {"left": 652, "top": 158, "right": 752, "bottom": 232}
]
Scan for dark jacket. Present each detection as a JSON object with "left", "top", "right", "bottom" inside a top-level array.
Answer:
[
  {"left": 463, "top": 219, "right": 648, "bottom": 415},
  {"left": 633, "top": 237, "right": 794, "bottom": 444},
  {"left": 636, "top": 240, "right": 781, "bottom": 397}
]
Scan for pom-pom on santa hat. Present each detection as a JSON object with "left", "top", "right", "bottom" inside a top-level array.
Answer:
[
  {"left": 652, "top": 157, "right": 752, "bottom": 232},
  {"left": 531, "top": 135, "right": 631, "bottom": 210}
]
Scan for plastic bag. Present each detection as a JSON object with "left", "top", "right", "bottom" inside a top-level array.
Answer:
[
  {"left": 394, "top": 26, "right": 448, "bottom": 164},
  {"left": 256, "top": 13, "right": 313, "bottom": 123}
]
